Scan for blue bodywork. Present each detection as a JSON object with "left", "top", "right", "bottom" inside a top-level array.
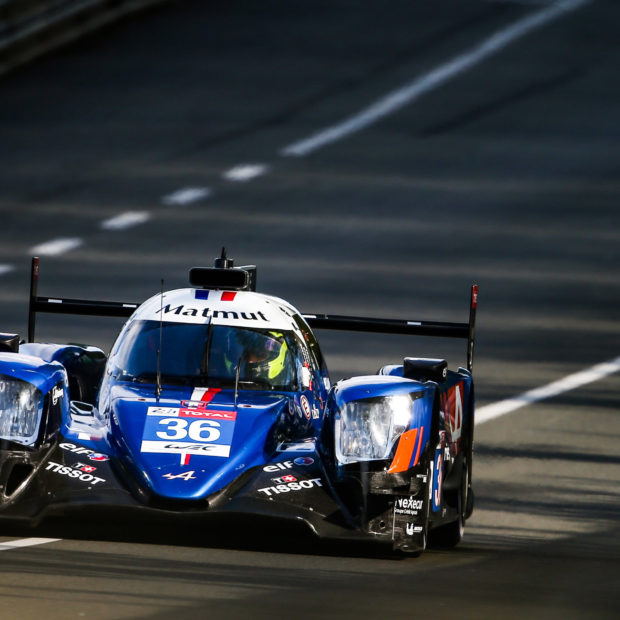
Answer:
[{"left": 0, "top": 274, "right": 476, "bottom": 554}]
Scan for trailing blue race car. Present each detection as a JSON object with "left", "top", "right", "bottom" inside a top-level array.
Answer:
[{"left": 0, "top": 251, "right": 477, "bottom": 554}]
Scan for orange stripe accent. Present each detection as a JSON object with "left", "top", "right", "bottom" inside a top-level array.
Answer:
[
  {"left": 387, "top": 428, "right": 418, "bottom": 474},
  {"left": 412, "top": 425, "right": 424, "bottom": 467}
]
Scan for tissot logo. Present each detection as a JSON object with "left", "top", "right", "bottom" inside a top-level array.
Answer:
[{"left": 157, "top": 304, "right": 267, "bottom": 321}]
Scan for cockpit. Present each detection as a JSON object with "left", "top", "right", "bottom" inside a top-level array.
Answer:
[{"left": 108, "top": 320, "right": 299, "bottom": 391}]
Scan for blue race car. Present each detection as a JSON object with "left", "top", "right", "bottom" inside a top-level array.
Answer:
[{"left": 0, "top": 251, "right": 477, "bottom": 554}]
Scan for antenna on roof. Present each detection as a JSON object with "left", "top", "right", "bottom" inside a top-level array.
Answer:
[
  {"left": 214, "top": 247, "right": 234, "bottom": 269},
  {"left": 234, "top": 355, "right": 242, "bottom": 409},
  {"left": 156, "top": 278, "right": 164, "bottom": 401}
]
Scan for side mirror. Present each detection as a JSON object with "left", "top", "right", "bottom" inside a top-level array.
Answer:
[
  {"left": 0, "top": 333, "right": 19, "bottom": 353},
  {"left": 403, "top": 358, "right": 448, "bottom": 383}
]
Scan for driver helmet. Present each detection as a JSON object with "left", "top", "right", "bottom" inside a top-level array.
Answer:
[{"left": 242, "top": 331, "right": 289, "bottom": 383}]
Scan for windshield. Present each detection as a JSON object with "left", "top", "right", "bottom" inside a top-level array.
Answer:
[{"left": 109, "top": 320, "right": 299, "bottom": 391}]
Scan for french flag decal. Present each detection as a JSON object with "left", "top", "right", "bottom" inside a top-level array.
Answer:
[{"left": 181, "top": 453, "right": 191, "bottom": 465}]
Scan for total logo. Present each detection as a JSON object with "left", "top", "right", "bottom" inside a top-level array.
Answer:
[
  {"left": 45, "top": 461, "right": 105, "bottom": 485},
  {"left": 258, "top": 478, "right": 323, "bottom": 497}
]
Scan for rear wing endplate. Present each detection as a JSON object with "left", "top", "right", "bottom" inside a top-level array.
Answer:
[{"left": 27, "top": 257, "right": 478, "bottom": 371}]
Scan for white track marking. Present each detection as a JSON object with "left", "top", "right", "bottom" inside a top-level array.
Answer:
[
  {"left": 162, "top": 187, "right": 211, "bottom": 206},
  {"left": 101, "top": 211, "right": 151, "bottom": 231},
  {"left": 30, "top": 238, "right": 83, "bottom": 256},
  {"left": 0, "top": 264, "right": 14, "bottom": 276},
  {"left": 476, "top": 356, "right": 620, "bottom": 425},
  {"left": 281, "top": 0, "right": 589, "bottom": 156},
  {"left": 0, "top": 537, "right": 60, "bottom": 551},
  {"left": 223, "top": 164, "right": 270, "bottom": 182}
]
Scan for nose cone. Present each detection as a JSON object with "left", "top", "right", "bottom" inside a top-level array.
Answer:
[{"left": 110, "top": 393, "right": 289, "bottom": 499}]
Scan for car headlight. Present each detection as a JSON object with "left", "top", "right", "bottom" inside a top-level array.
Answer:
[
  {"left": 334, "top": 393, "right": 413, "bottom": 465},
  {"left": 0, "top": 376, "right": 43, "bottom": 445}
]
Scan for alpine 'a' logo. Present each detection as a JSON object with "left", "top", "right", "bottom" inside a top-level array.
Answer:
[{"left": 157, "top": 304, "right": 267, "bottom": 321}]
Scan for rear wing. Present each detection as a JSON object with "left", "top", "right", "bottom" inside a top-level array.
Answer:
[{"left": 27, "top": 256, "right": 478, "bottom": 372}]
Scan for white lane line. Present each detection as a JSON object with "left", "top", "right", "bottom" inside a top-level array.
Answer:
[
  {"left": 30, "top": 237, "right": 83, "bottom": 256},
  {"left": 101, "top": 210, "right": 151, "bottom": 231},
  {"left": 223, "top": 164, "right": 270, "bottom": 182},
  {"left": 162, "top": 187, "right": 212, "bottom": 206},
  {"left": 0, "top": 537, "right": 60, "bottom": 552},
  {"left": 281, "top": 0, "right": 590, "bottom": 156},
  {"left": 0, "top": 264, "right": 14, "bottom": 276},
  {"left": 476, "top": 356, "right": 620, "bottom": 425}
]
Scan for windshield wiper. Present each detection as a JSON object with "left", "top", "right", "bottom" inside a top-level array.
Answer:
[{"left": 200, "top": 319, "right": 213, "bottom": 379}]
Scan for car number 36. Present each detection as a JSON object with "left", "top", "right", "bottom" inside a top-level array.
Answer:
[{"left": 155, "top": 418, "right": 221, "bottom": 442}]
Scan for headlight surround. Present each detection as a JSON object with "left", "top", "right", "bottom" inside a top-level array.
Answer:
[
  {"left": 0, "top": 375, "right": 44, "bottom": 445},
  {"left": 334, "top": 393, "right": 413, "bottom": 465}
]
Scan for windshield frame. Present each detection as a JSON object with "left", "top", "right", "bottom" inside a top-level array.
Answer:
[{"left": 108, "top": 319, "right": 301, "bottom": 392}]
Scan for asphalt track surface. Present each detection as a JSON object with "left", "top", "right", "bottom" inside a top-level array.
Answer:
[{"left": 0, "top": 1, "right": 619, "bottom": 618}]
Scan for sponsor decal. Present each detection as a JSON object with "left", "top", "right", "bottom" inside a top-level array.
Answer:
[
  {"left": 163, "top": 471, "right": 197, "bottom": 481},
  {"left": 257, "top": 478, "right": 323, "bottom": 496},
  {"left": 52, "top": 386, "right": 64, "bottom": 405},
  {"left": 300, "top": 395, "right": 311, "bottom": 420},
  {"left": 45, "top": 461, "right": 105, "bottom": 485},
  {"left": 157, "top": 303, "right": 267, "bottom": 322},
  {"left": 141, "top": 406, "right": 236, "bottom": 458},
  {"left": 141, "top": 441, "right": 230, "bottom": 457},
  {"left": 406, "top": 523, "right": 414, "bottom": 536},
  {"left": 432, "top": 451, "right": 443, "bottom": 512},
  {"left": 60, "top": 442, "right": 94, "bottom": 455},
  {"left": 395, "top": 496, "right": 424, "bottom": 516},
  {"left": 263, "top": 461, "right": 292, "bottom": 472},
  {"left": 59, "top": 443, "right": 110, "bottom": 462},
  {"left": 263, "top": 458, "right": 314, "bottom": 472},
  {"left": 440, "top": 383, "right": 463, "bottom": 443},
  {"left": 312, "top": 405, "right": 320, "bottom": 420},
  {"left": 74, "top": 463, "right": 97, "bottom": 473},
  {"left": 276, "top": 442, "right": 315, "bottom": 453},
  {"left": 147, "top": 405, "right": 237, "bottom": 421},
  {"left": 271, "top": 475, "right": 297, "bottom": 484},
  {"left": 89, "top": 453, "right": 109, "bottom": 462}
]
